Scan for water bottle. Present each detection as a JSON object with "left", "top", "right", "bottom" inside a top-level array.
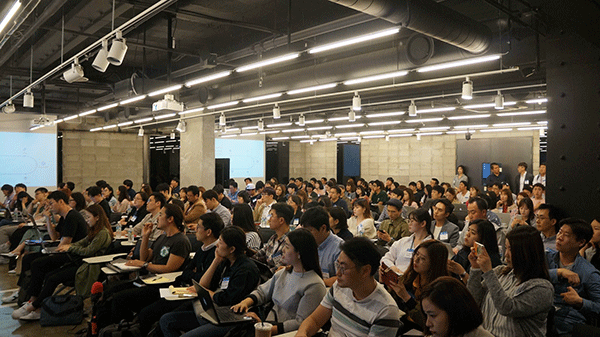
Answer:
[
  {"left": 358, "top": 223, "right": 365, "bottom": 237},
  {"left": 115, "top": 223, "right": 122, "bottom": 239},
  {"left": 127, "top": 225, "right": 133, "bottom": 242}
]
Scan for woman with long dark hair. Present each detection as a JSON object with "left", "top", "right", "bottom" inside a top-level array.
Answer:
[
  {"left": 232, "top": 203, "right": 261, "bottom": 250},
  {"left": 507, "top": 197, "right": 535, "bottom": 231},
  {"left": 113, "top": 185, "right": 131, "bottom": 213},
  {"left": 328, "top": 207, "right": 353, "bottom": 241},
  {"left": 231, "top": 228, "right": 327, "bottom": 335},
  {"left": 347, "top": 198, "right": 375, "bottom": 239},
  {"left": 467, "top": 226, "right": 554, "bottom": 336},
  {"left": 69, "top": 192, "right": 87, "bottom": 213}
]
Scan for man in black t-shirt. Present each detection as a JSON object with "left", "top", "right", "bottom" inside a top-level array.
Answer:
[{"left": 87, "top": 186, "right": 111, "bottom": 218}]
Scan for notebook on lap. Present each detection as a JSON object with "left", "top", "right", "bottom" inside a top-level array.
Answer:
[{"left": 191, "top": 279, "right": 252, "bottom": 325}]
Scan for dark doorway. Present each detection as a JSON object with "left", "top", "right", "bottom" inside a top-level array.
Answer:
[
  {"left": 149, "top": 136, "right": 180, "bottom": 190},
  {"left": 215, "top": 158, "right": 231, "bottom": 187},
  {"left": 337, "top": 143, "right": 361, "bottom": 185}
]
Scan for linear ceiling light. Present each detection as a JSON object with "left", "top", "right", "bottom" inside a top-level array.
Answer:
[
  {"left": 299, "top": 119, "right": 324, "bottom": 125},
  {"left": 79, "top": 109, "right": 96, "bottom": 117},
  {"left": 418, "top": 132, "right": 443, "bottom": 136},
  {"left": 236, "top": 53, "right": 299, "bottom": 72},
  {"left": 121, "top": 95, "right": 146, "bottom": 105},
  {"left": 492, "top": 122, "right": 531, "bottom": 127},
  {"left": 118, "top": 121, "right": 134, "bottom": 127},
  {"left": 368, "top": 121, "right": 401, "bottom": 126},
  {"left": 328, "top": 115, "right": 361, "bottom": 122},
  {"left": 462, "top": 102, "right": 516, "bottom": 109},
  {"left": 272, "top": 137, "right": 290, "bottom": 141},
  {"left": 134, "top": 117, "right": 153, "bottom": 124},
  {"left": 446, "top": 130, "right": 470, "bottom": 134},
  {"left": 417, "top": 54, "right": 501, "bottom": 73},
  {"left": 54, "top": 119, "right": 64, "bottom": 124},
  {"left": 154, "top": 113, "right": 176, "bottom": 120},
  {"left": 243, "top": 93, "right": 283, "bottom": 103},
  {"left": 363, "top": 135, "right": 385, "bottom": 139},
  {"left": 517, "top": 126, "right": 547, "bottom": 131},
  {"left": 102, "top": 124, "right": 117, "bottom": 130},
  {"left": 320, "top": 137, "right": 339, "bottom": 142},
  {"left": 526, "top": 98, "right": 548, "bottom": 104},
  {"left": 267, "top": 122, "right": 292, "bottom": 128},
  {"left": 388, "top": 128, "right": 415, "bottom": 133},
  {"left": 97, "top": 103, "right": 118, "bottom": 111},
  {"left": 179, "top": 107, "right": 205, "bottom": 115},
  {"left": 419, "top": 126, "right": 449, "bottom": 131},
  {"left": 90, "top": 127, "right": 103, "bottom": 132},
  {"left": 454, "top": 124, "right": 489, "bottom": 129},
  {"left": 243, "top": 126, "right": 259, "bottom": 130},
  {"left": 221, "top": 134, "right": 238, "bottom": 138},
  {"left": 335, "top": 123, "right": 365, "bottom": 129},
  {"left": 63, "top": 115, "right": 79, "bottom": 121},
  {"left": 291, "top": 135, "right": 310, "bottom": 139},
  {"left": 366, "top": 111, "right": 404, "bottom": 118},
  {"left": 148, "top": 84, "right": 182, "bottom": 97},
  {"left": 208, "top": 101, "right": 239, "bottom": 110},
  {"left": 0, "top": 1, "right": 21, "bottom": 34},
  {"left": 496, "top": 110, "right": 546, "bottom": 117},
  {"left": 307, "top": 126, "right": 332, "bottom": 131},
  {"left": 344, "top": 70, "right": 408, "bottom": 85},
  {"left": 335, "top": 132, "right": 357, "bottom": 137},
  {"left": 282, "top": 128, "right": 305, "bottom": 133},
  {"left": 480, "top": 128, "right": 513, "bottom": 133},
  {"left": 185, "top": 71, "right": 232, "bottom": 87},
  {"left": 287, "top": 83, "right": 337, "bottom": 95},
  {"left": 260, "top": 130, "right": 280, "bottom": 135},
  {"left": 360, "top": 130, "right": 385, "bottom": 135},
  {"left": 418, "top": 107, "right": 456, "bottom": 114},
  {"left": 308, "top": 27, "right": 400, "bottom": 54},
  {"left": 447, "top": 114, "right": 491, "bottom": 120},
  {"left": 389, "top": 133, "right": 412, "bottom": 138},
  {"left": 405, "top": 117, "right": 444, "bottom": 123}
]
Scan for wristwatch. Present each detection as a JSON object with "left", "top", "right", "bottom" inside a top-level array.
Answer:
[
  {"left": 460, "top": 272, "right": 467, "bottom": 278},
  {"left": 142, "top": 262, "right": 149, "bottom": 269}
]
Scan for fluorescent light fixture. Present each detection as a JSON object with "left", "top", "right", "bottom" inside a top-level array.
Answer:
[
  {"left": 0, "top": 1, "right": 21, "bottom": 34},
  {"left": 272, "top": 137, "right": 290, "bottom": 141},
  {"left": 319, "top": 138, "right": 338, "bottom": 142},
  {"left": 242, "top": 92, "right": 283, "bottom": 103},
  {"left": 419, "top": 126, "right": 449, "bottom": 131},
  {"left": 29, "top": 125, "right": 43, "bottom": 131},
  {"left": 208, "top": 101, "right": 239, "bottom": 109},
  {"left": 344, "top": 70, "right": 408, "bottom": 85},
  {"left": 287, "top": 83, "right": 337, "bottom": 95},
  {"left": 388, "top": 128, "right": 415, "bottom": 133},
  {"left": 179, "top": 107, "right": 205, "bottom": 115},
  {"left": 90, "top": 127, "right": 103, "bottom": 132},
  {"left": 299, "top": 139, "right": 313, "bottom": 143},
  {"left": 185, "top": 71, "right": 232, "bottom": 87},
  {"left": 154, "top": 113, "right": 176, "bottom": 120},
  {"left": 389, "top": 133, "right": 412, "bottom": 138},
  {"left": 97, "top": 103, "right": 118, "bottom": 111},
  {"left": 236, "top": 53, "right": 300, "bottom": 72},
  {"left": 307, "top": 126, "right": 332, "bottom": 131},
  {"left": 462, "top": 101, "right": 517, "bottom": 109},
  {"left": 497, "top": 110, "right": 546, "bottom": 117},
  {"left": 54, "top": 119, "right": 64, "bottom": 124},
  {"left": 309, "top": 27, "right": 400, "bottom": 54},
  {"left": 454, "top": 124, "right": 488, "bottom": 129},
  {"left": 334, "top": 132, "right": 357, "bottom": 137},
  {"left": 537, "top": 121, "right": 548, "bottom": 125},
  {"left": 417, "top": 54, "right": 501, "bottom": 73},
  {"left": 259, "top": 130, "right": 280, "bottom": 135},
  {"left": 221, "top": 134, "right": 238, "bottom": 138},
  {"left": 405, "top": 117, "right": 444, "bottom": 123},
  {"left": 300, "top": 119, "right": 324, "bottom": 125},
  {"left": 417, "top": 107, "right": 456, "bottom": 114},
  {"left": 239, "top": 132, "right": 258, "bottom": 136},
  {"left": 480, "top": 128, "right": 513, "bottom": 133},
  {"left": 148, "top": 85, "right": 182, "bottom": 97},
  {"left": 243, "top": 125, "right": 259, "bottom": 130},
  {"left": 492, "top": 122, "right": 531, "bottom": 127},
  {"left": 328, "top": 115, "right": 362, "bottom": 122},
  {"left": 360, "top": 131, "right": 385, "bottom": 135},
  {"left": 267, "top": 122, "right": 293, "bottom": 128},
  {"left": 366, "top": 111, "right": 405, "bottom": 118},
  {"left": 335, "top": 123, "right": 364, "bottom": 129},
  {"left": 418, "top": 132, "right": 443, "bottom": 136},
  {"left": 517, "top": 126, "right": 548, "bottom": 131},
  {"left": 447, "top": 114, "right": 491, "bottom": 120},
  {"left": 102, "top": 124, "right": 117, "bottom": 130},
  {"left": 121, "top": 95, "right": 146, "bottom": 105},
  {"left": 282, "top": 128, "right": 305, "bottom": 133},
  {"left": 117, "top": 121, "right": 134, "bottom": 127},
  {"left": 291, "top": 135, "right": 310, "bottom": 139},
  {"left": 368, "top": 121, "right": 401, "bottom": 126},
  {"left": 526, "top": 98, "right": 548, "bottom": 104},
  {"left": 134, "top": 117, "right": 154, "bottom": 123},
  {"left": 363, "top": 135, "right": 385, "bottom": 139},
  {"left": 446, "top": 130, "right": 469, "bottom": 134},
  {"left": 224, "top": 128, "right": 240, "bottom": 133},
  {"left": 63, "top": 115, "right": 79, "bottom": 121},
  {"left": 79, "top": 109, "right": 97, "bottom": 117},
  {"left": 339, "top": 136, "right": 360, "bottom": 141}
]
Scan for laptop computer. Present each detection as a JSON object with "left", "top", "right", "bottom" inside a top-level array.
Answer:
[
  {"left": 192, "top": 279, "right": 252, "bottom": 325},
  {"left": 28, "top": 215, "right": 62, "bottom": 254}
]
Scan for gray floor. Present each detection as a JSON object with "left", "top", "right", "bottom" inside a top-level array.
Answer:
[{"left": 0, "top": 261, "right": 89, "bottom": 336}]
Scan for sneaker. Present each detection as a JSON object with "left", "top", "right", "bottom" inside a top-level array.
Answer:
[
  {"left": 1, "top": 252, "right": 18, "bottom": 258},
  {"left": 7, "top": 269, "right": 16, "bottom": 274},
  {"left": 11, "top": 302, "right": 31, "bottom": 319},
  {"left": 19, "top": 309, "right": 41, "bottom": 321},
  {"left": 2, "top": 290, "right": 18, "bottom": 303}
]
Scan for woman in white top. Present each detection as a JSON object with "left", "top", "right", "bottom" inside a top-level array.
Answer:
[
  {"left": 347, "top": 198, "right": 376, "bottom": 239},
  {"left": 113, "top": 185, "right": 131, "bottom": 213},
  {"left": 232, "top": 204, "right": 262, "bottom": 251},
  {"left": 452, "top": 165, "right": 469, "bottom": 188},
  {"left": 402, "top": 189, "right": 419, "bottom": 208},
  {"left": 381, "top": 208, "right": 433, "bottom": 274}
]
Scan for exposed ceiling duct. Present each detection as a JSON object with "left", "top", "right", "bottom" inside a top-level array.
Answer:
[{"left": 326, "top": 0, "right": 493, "bottom": 54}]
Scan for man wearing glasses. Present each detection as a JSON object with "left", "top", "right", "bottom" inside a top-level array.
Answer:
[{"left": 296, "top": 237, "right": 402, "bottom": 337}]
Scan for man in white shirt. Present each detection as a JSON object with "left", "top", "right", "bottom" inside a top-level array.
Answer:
[
  {"left": 533, "top": 163, "right": 547, "bottom": 186},
  {"left": 514, "top": 162, "right": 533, "bottom": 193},
  {"left": 456, "top": 181, "right": 471, "bottom": 204}
]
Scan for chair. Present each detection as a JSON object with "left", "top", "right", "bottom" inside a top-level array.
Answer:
[
  {"left": 454, "top": 204, "right": 467, "bottom": 213},
  {"left": 251, "top": 258, "right": 273, "bottom": 285},
  {"left": 496, "top": 213, "right": 512, "bottom": 228},
  {"left": 258, "top": 228, "right": 275, "bottom": 244}
]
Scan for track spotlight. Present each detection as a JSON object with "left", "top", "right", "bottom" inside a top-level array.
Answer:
[
  {"left": 298, "top": 114, "right": 305, "bottom": 126},
  {"left": 219, "top": 112, "right": 226, "bottom": 126},
  {"left": 417, "top": 133, "right": 421, "bottom": 141},
  {"left": 138, "top": 127, "right": 144, "bottom": 137},
  {"left": 23, "top": 89, "right": 34, "bottom": 108},
  {"left": 348, "top": 109, "right": 356, "bottom": 122},
  {"left": 63, "top": 58, "right": 88, "bottom": 83},
  {"left": 176, "top": 120, "right": 186, "bottom": 133},
  {"left": 170, "top": 131, "right": 176, "bottom": 139},
  {"left": 385, "top": 134, "right": 390, "bottom": 142},
  {"left": 352, "top": 92, "right": 361, "bottom": 111},
  {"left": 258, "top": 119, "right": 265, "bottom": 131},
  {"left": 92, "top": 40, "right": 110, "bottom": 72},
  {"left": 495, "top": 90, "right": 504, "bottom": 110},
  {"left": 462, "top": 77, "right": 473, "bottom": 100},
  {"left": 273, "top": 104, "right": 281, "bottom": 119},
  {"left": 408, "top": 100, "right": 417, "bottom": 117},
  {"left": 107, "top": 31, "right": 128, "bottom": 66},
  {"left": 3, "top": 100, "right": 15, "bottom": 114}
]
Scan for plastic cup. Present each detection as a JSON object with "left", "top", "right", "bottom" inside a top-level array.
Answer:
[{"left": 254, "top": 322, "right": 272, "bottom": 337}]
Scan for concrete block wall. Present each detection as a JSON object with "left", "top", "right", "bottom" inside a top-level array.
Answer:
[
  {"left": 62, "top": 131, "right": 144, "bottom": 192},
  {"left": 289, "top": 141, "right": 337, "bottom": 179}
]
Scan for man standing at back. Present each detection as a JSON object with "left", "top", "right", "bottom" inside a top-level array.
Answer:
[
  {"left": 485, "top": 162, "right": 508, "bottom": 187},
  {"left": 514, "top": 162, "right": 534, "bottom": 193},
  {"left": 533, "top": 163, "right": 547, "bottom": 186}
]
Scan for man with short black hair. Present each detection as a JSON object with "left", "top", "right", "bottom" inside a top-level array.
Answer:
[
  {"left": 515, "top": 162, "right": 534, "bottom": 193},
  {"left": 227, "top": 180, "right": 239, "bottom": 204},
  {"left": 547, "top": 218, "right": 600, "bottom": 335},
  {"left": 123, "top": 179, "right": 136, "bottom": 200},
  {"left": 170, "top": 177, "right": 180, "bottom": 196},
  {"left": 300, "top": 206, "right": 344, "bottom": 286},
  {"left": 532, "top": 183, "right": 546, "bottom": 211},
  {"left": 1, "top": 184, "right": 15, "bottom": 210},
  {"left": 536, "top": 204, "right": 562, "bottom": 252},
  {"left": 184, "top": 185, "right": 206, "bottom": 231},
  {"left": 212, "top": 184, "right": 232, "bottom": 210},
  {"left": 371, "top": 180, "right": 389, "bottom": 208},
  {"left": 329, "top": 185, "right": 349, "bottom": 216},
  {"left": 431, "top": 199, "right": 460, "bottom": 247},
  {"left": 244, "top": 177, "right": 252, "bottom": 185},
  {"left": 132, "top": 192, "right": 166, "bottom": 241},
  {"left": 202, "top": 190, "right": 231, "bottom": 226},
  {"left": 485, "top": 162, "right": 508, "bottom": 187},
  {"left": 456, "top": 181, "right": 470, "bottom": 204},
  {"left": 533, "top": 163, "right": 547, "bottom": 186},
  {"left": 58, "top": 182, "right": 74, "bottom": 198},
  {"left": 253, "top": 203, "right": 293, "bottom": 271},
  {"left": 377, "top": 199, "right": 410, "bottom": 246},
  {"left": 253, "top": 187, "right": 277, "bottom": 228},
  {"left": 385, "top": 177, "right": 394, "bottom": 193},
  {"left": 87, "top": 186, "right": 111, "bottom": 218},
  {"left": 430, "top": 178, "right": 440, "bottom": 187},
  {"left": 377, "top": 188, "right": 403, "bottom": 222},
  {"left": 157, "top": 183, "right": 185, "bottom": 210},
  {"left": 15, "top": 183, "right": 27, "bottom": 193},
  {"left": 296, "top": 237, "right": 401, "bottom": 337}
]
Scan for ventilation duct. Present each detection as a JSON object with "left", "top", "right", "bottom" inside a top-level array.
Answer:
[{"left": 327, "top": 0, "right": 492, "bottom": 54}]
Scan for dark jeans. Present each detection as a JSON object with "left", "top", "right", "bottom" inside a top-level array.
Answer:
[
  {"left": 27, "top": 253, "right": 73, "bottom": 306},
  {"left": 160, "top": 311, "right": 231, "bottom": 337},
  {"left": 105, "top": 280, "right": 162, "bottom": 324},
  {"left": 18, "top": 251, "right": 44, "bottom": 287},
  {"left": 138, "top": 300, "right": 193, "bottom": 336}
]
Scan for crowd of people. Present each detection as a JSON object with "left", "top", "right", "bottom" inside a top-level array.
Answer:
[{"left": 2, "top": 160, "right": 600, "bottom": 337}]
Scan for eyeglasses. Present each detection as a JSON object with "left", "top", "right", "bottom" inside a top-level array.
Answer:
[{"left": 335, "top": 260, "right": 356, "bottom": 274}]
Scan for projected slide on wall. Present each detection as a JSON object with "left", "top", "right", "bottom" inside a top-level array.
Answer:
[
  {"left": 0, "top": 132, "right": 57, "bottom": 187},
  {"left": 215, "top": 138, "right": 264, "bottom": 178}
]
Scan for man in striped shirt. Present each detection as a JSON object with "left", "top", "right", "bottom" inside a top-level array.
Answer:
[{"left": 296, "top": 237, "right": 402, "bottom": 337}]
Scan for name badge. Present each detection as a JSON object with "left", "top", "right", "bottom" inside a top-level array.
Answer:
[
  {"left": 323, "top": 272, "right": 330, "bottom": 279},
  {"left": 403, "top": 248, "right": 414, "bottom": 259},
  {"left": 131, "top": 215, "right": 137, "bottom": 222},
  {"left": 440, "top": 232, "right": 449, "bottom": 241},
  {"left": 525, "top": 180, "right": 530, "bottom": 184},
  {"left": 220, "top": 277, "right": 230, "bottom": 290}
]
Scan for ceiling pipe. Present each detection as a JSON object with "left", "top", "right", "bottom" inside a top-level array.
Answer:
[
  {"left": 326, "top": 0, "right": 492, "bottom": 54},
  {"left": 0, "top": 0, "right": 42, "bottom": 52}
]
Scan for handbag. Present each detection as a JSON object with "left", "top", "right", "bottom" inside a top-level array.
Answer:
[{"left": 40, "top": 294, "right": 84, "bottom": 326}]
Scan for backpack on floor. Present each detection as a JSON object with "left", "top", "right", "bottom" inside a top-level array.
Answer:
[
  {"left": 98, "top": 320, "right": 141, "bottom": 337},
  {"left": 40, "top": 294, "right": 84, "bottom": 326}
]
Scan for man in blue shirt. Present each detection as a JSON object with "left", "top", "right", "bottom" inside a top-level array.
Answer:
[
  {"left": 300, "top": 206, "right": 343, "bottom": 287},
  {"left": 546, "top": 218, "right": 600, "bottom": 335},
  {"left": 485, "top": 162, "right": 508, "bottom": 187}
]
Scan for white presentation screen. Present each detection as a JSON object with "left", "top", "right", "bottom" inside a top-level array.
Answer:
[
  {"left": 0, "top": 131, "right": 57, "bottom": 187},
  {"left": 215, "top": 138, "right": 264, "bottom": 178}
]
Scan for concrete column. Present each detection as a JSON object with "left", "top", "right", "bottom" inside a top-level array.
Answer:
[{"left": 180, "top": 115, "right": 215, "bottom": 188}]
